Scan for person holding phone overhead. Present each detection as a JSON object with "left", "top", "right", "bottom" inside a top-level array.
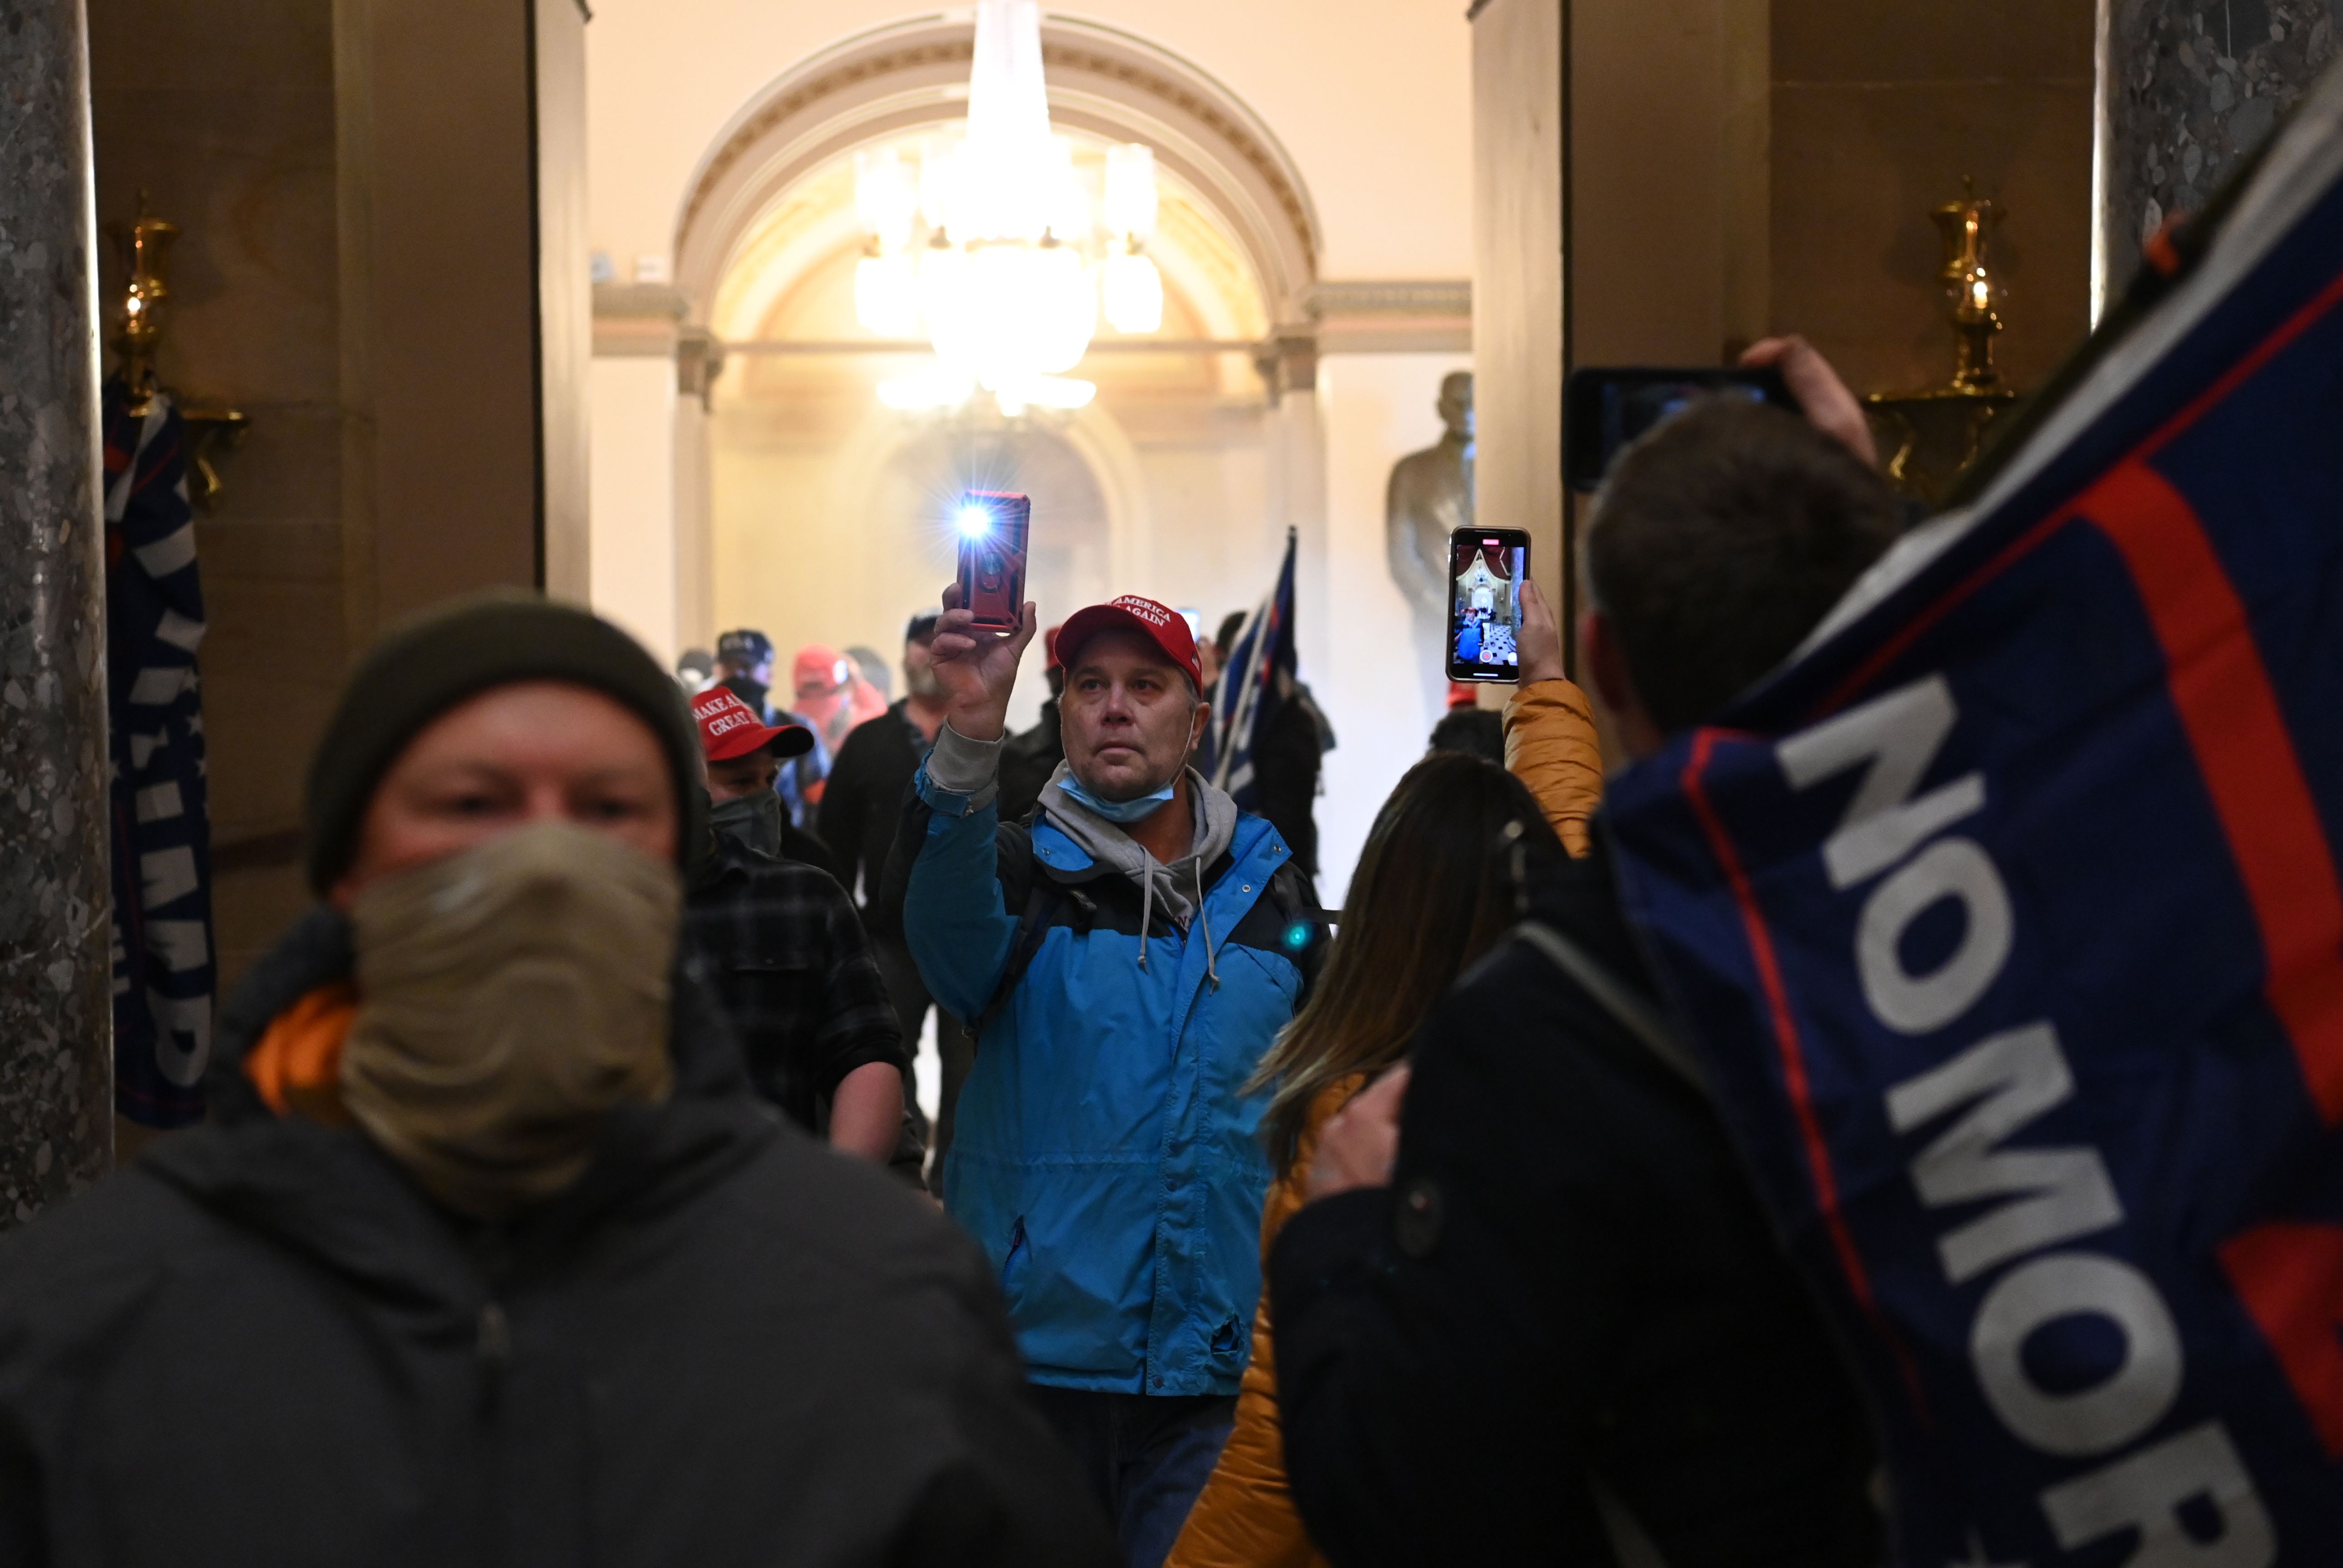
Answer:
[
  {"left": 1167, "top": 572, "right": 1602, "bottom": 1568},
  {"left": 883, "top": 503, "right": 1326, "bottom": 1568}
]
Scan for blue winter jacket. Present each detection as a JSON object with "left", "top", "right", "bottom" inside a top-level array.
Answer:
[{"left": 894, "top": 764, "right": 1322, "bottom": 1395}]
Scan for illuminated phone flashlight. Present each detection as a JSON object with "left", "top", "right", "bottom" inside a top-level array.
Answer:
[{"left": 956, "top": 503, "right": 995, "bottom": 539}]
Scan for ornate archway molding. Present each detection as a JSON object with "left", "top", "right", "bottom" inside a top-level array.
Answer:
[{"left": 671, "top": 12, "right": 1323, "bottom": 331}]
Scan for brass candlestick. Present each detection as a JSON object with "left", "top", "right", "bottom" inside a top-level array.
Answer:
[
  {"left": 106, "top": 193, "right": 179, "bottom": 417},
  {"left": 1934, "top": 178, "right": 2006, "bottom": 392},
  {"left": 1861, "top": 177, "right": 2020, "bottom": 502},
  {"left": 102, "top": 194, "right": 248, "bottom": 510}
]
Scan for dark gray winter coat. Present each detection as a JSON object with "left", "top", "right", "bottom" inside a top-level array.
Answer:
[{"left": 0, "top": 908, "right": 1113, "bottom": 1568}]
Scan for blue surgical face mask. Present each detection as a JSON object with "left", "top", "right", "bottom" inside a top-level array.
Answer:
[{"left": 1057, "top": 773, "right": 1176, "bottom": 824}]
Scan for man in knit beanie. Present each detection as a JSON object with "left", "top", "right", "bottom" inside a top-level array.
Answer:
[{"left": 0, "top": 593, "right": 1112, "bottom": 1568}]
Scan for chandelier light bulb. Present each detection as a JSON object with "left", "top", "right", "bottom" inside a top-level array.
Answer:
[
  {"left": 1102, "top": 249, "right": 1164, "bottom": 335},
  {"left": 1104, "top": 144, "right": 1159, "bottom": 241}
]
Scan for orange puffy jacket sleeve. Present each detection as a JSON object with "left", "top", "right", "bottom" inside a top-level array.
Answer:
[
  {"left": 1502, "top": 676, "right": 1604, "bottom": 856},
  {"left": 1165, "top": 1078, "right": 1361, "bottom": 1568}
]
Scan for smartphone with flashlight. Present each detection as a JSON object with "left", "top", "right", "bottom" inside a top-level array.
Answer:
[
  {"left": 955, "top": 491, "right": 1031, "bottom": 631},
  {"left": 1447, "top": 527, "right": 1532, "bottom": 683}
]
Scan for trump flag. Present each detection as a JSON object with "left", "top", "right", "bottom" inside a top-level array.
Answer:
[{"left": 1605, "top": 69, "right": 2343, "bottom": 1567}]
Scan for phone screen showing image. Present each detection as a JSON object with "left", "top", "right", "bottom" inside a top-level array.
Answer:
[{"left": 1447, "top": 529, "right": 1530, "bottom": 682}]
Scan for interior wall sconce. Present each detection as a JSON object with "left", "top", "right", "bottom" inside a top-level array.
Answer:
[
  {"left": 107, "top": 194, "right": 248, "bottom": 512},
  {"left": 1863, "top": 178, "right": 2021, "bottom": 503}
]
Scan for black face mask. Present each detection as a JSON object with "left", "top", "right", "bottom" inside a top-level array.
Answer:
[{"left": 709, "top": 789, "right": 785, "bottom": 859}]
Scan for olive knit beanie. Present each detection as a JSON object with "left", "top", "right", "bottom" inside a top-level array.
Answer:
[{"left": 304, "top": 593, "right": 704, "bottom": 895}]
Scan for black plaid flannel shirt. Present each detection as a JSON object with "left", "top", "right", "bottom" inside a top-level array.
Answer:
[{"left": 684, "top": 833, "right": 908, "bottom": 1131}]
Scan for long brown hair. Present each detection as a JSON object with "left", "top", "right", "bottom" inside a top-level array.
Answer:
[{"left": 1251, "top": 751, "right": 1562, "bottom": 1172}]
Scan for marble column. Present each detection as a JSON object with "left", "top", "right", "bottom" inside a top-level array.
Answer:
[
  {"left": 2100, "top": 0, "right": 2341, "bottom": 300},
  {"left": 0, "top": 0, "right": 114, "bottom": 1227}
]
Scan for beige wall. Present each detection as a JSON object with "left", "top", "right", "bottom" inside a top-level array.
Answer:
[
  {"left": 1771, "top": 0, "right": 2096, "bottom": 397},
  {"left": 584, "top": 0, "right": 1473, "bottom": 282},
  {"left": 1319, "top": 351, "right": 1474, "bottom": 898},
  {"left": 590, "top": 357, "right": 679, "bottom": 655}
]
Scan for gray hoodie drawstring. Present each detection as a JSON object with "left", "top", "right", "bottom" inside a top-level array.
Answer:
[
  {"left": 1136, "top": 861, "right": 1216, "bottom": 987},
  {"left": 1197, "top": 859, "right": 1220, "bottom": 990}
]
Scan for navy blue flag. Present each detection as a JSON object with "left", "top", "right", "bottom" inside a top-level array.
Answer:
[
  {"left": 103, "top": 382, "right": 215, "bottom": 1128},
  {"left": 1605, "top": 75, "right": 2343, "bottom": 1566},
  {"left": 1205, "top": 526, "right": 1297, "bottom": 809}
]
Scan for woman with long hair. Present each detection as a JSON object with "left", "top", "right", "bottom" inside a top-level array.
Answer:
[{"left": 1166, "top": 749, "right": 1576, "bottom": 1568}]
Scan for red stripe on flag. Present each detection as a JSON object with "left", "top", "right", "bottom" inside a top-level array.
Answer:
[
  {"left": 1681, "top": 729, "right": 1930, "bottom": 1414},
  {"left": 2080, "top": 461, "right": 2343, "bottom": 1124},
  {"left": 2217, "top": 1220, "right": 2343, "bottom": 1457}
]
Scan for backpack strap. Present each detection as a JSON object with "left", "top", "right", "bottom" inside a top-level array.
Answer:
[
  {"left": 1509, "top": 920, "right": 1708, "bottom": 1095},
  {"left": 974, "top": 875, "right": 1067, "bottom": 1037}
]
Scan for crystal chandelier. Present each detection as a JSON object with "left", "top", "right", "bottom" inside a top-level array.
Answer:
[{"left": 854, "top": 0, "right": 1164, "bottom": 414}]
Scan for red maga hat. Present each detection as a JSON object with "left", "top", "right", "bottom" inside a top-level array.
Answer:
[
  {"left": 691, "top": 686, "right": 814, "bottom": 763},
  {"left": 1053, "top": 596, "right": 1203, "bottom": 690}
]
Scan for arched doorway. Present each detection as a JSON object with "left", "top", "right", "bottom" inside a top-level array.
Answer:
[{"left": 680, "top": 14, "right": 1321, "bottom": 735}]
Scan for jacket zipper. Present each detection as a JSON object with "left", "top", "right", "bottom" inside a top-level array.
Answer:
[{"left": 1001, "top": 1216, "right": 1028, "bottom": 1287}]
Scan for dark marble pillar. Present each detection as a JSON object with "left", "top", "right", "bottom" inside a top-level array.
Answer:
[
  {"left": 0, "top": 0, "right": 114, "bottom": 1227},
  {"left": 2101, "top": 0, "right": 2341, "bottom": 297}
]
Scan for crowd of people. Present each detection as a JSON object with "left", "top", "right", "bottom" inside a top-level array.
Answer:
[{"left": 0, "top": 335, "right": 2105, "bottom": 1565}]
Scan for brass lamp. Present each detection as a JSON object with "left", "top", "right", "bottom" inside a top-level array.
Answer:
[
  {"left": 104, "top": 193, "right": 247, "bottom": 510},
  {"left": 1863, "top": 178, "right": 2021, "bottom": 501},
  {"left": 106, "top": 197, "right": 179, "bottom": 417}
]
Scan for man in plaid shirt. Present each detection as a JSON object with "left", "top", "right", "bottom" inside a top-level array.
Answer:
[{"left": 685, "top": 688, "right": 912, "bottom": 1170}]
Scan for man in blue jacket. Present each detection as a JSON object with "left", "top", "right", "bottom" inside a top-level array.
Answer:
[{"left": 889, "top": 586, "right": 1322, "bottom": 1568}]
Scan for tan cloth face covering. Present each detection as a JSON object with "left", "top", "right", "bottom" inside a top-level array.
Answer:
[{"left": 341, "top": 820, "right": 682, "bottom": 1220}]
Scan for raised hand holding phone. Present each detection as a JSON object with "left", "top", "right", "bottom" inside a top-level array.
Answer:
[
  {"left": 1516, "top": 577, "right": 1567, "bottom": 687},
  {"left": 930, "top": 581, "right": 1038, "bottom": 743}
]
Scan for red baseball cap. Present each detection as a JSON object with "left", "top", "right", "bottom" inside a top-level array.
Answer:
[
  {"left": 1043, "top": 623, "right": 1066, "bottom": 672},
  {"left": 692, "top": 686, "right": 814, "bottom": 762},
  {"left": 1054, "top": 596, "right": 1203, "bottom": 690}
]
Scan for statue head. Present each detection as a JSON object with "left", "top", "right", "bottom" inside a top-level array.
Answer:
[{"left": 1437, "top": 372, "right": 1474, "bottom": 441}]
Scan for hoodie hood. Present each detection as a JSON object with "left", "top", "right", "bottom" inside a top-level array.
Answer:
[{"left": 1040, "top": 763, "right": 1237, "bottom": 932}]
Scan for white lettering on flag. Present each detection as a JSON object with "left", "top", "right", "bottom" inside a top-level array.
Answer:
[
  {"left": 143, "top": 990, "right": 212, "bottom": 1086},
  {"left": 147, "top": 919, "right": 210, "bottom": 973},
  {"left": 1856, "top": 838, "right": 2014, "bottom": 1034},
  {"left": 1779, "top": 675, "right": 1986, "bottom": 889},
  {"left": 139, "top": 845, "right": 199, "bottom": 911},
  {"left": 129, "top": 731, "right": 167, "bottom": 769},
  {"left": 1971, "top": 1251, "right": 2182, "bottom": 1456},
  {"left": 2039, "top": 1421, "right": 2274, "bottom": 1566},
  {"left": 1886, "top": 1023, "right": 2124, "bottom": 1283}
]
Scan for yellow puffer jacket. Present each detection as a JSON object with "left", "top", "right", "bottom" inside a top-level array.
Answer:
[
  {"left": 1163, "top": 1076, "right": 1359, "bottom": 1568},
  {"left": 1501, "top": 677, "right": 1605, "bottom": 857},
  {"left": 1166, "top": 678, "right": 1604, "bottom": 1568}
]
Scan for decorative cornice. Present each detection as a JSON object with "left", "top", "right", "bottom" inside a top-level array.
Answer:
[
  {"left": 592, "top": 281, "right": 689, "bottom": 320},
  {"left": 679, "top": 41, "right": 970, "bottom": 249},
  {"left": 1305, "top": 280, "right": 1471, "bottom": 318}
]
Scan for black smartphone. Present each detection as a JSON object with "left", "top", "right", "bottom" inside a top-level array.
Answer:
[
  {"left": 955, "top": 491, "right": 1031, "bottom": 631},
  {"left": 1564, "top": 366, "right": 1794, "bottom": 491},
  {"left": 1447, "top": 527, "right": 1532, "bottom": 683}
]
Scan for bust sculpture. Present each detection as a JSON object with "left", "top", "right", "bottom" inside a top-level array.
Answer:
[{"left": 1386, "top": 371, "right": 1474, "bottom": 720}]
